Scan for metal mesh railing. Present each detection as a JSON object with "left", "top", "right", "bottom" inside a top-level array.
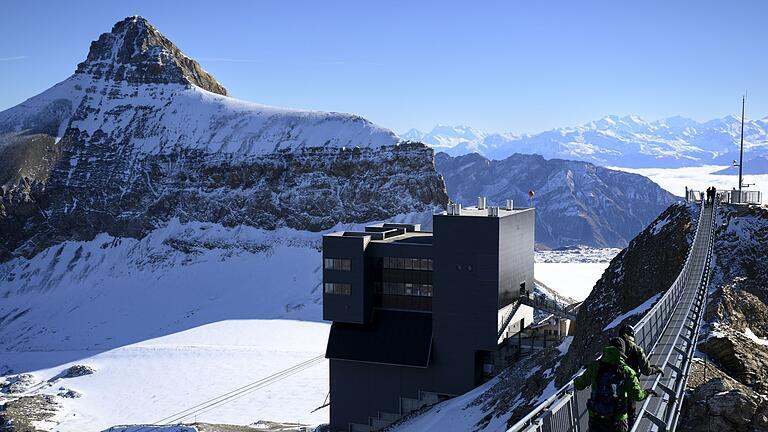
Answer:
[{"left": 508, "top": 200, "right": 717, "bottom": 432}]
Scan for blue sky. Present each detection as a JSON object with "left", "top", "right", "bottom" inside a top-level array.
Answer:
[{"left": 1, "top": 0, "right": 766, "bottom": 134}]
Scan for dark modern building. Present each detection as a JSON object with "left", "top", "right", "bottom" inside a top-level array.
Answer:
[{"left": 323, "top": 202, "right": 535, "bottom": 432}]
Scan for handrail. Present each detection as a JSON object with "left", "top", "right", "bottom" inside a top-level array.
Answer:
[
  {"left": 629, "top": 200, "right": 717, "bottom": 432},
  {"left": 507, "top": 199, "right": 715, "bottom": 432}
]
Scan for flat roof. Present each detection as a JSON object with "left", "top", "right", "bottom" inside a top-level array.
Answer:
[
  {"left": 323, "top": 207, "right": 532, "bottom": 242},
  {"left": 439, "top": 206, "right": 532, "bottom": 218},
  {"left": 373, "top": 231, "right": 433, "bottom": 244}
]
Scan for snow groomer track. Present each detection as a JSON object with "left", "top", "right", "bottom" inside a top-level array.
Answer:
[{"left": 508, "top": 199, "right": 717, "bottom": 432}]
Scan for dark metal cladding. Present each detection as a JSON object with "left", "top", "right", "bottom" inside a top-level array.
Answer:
[{"left": 323, "top": 208, "right": 535, "bottom": 431}]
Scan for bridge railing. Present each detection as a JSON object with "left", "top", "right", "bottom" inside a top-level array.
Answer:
[
  {"left": 630, "top": 201, "right": 716, "bottom": 432},
  {"left": 507, "top": 200, "right": 712, "bottom": 432}
]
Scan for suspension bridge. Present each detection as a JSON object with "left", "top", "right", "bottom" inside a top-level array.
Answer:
[{"left": 507, "top": 198, "right": 717, "bottom": 432}]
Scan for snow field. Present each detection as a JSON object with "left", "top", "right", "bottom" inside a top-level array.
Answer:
[
  {"left": 18, "top": 320, "right": 331, "bottom": 431},
  {"left": 612, "top": 165, "right": 768, "bottom": 197},
  {"left": 534, "top": 262, "right": 612, "bottom": 301}
]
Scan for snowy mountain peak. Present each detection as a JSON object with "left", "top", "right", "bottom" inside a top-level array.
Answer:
[{"left": 75, "top": 16, "right": 228, "bottom": 95}]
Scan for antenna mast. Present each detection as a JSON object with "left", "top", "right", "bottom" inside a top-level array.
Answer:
[{"left": 738, "top": 95, "right": 745, "bottom": 202}]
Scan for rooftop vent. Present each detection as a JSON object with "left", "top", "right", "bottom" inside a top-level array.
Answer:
[
  {"left": 447, "top": 203, "right": 462, "bottom": 215},
  {"left": 506, "top": 199, "right": 514, "bottom": 211},
  {"left": 488, "top": 207, "right": 499, "bottom": 217},
  {"left": 477, "top": 196, "right": 486, "bottom": 210}
]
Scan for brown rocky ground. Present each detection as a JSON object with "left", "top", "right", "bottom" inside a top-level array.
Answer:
[{"left": 0, "top": 395, "right": 59, "bottom": 432}]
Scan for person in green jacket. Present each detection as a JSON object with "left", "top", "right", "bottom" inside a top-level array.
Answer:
[
  {"left": 619, "top": 324, "right": 663, "bottom": 424},
  {"left": 574, "top": 337, "right": 658, "bottom": 432}
]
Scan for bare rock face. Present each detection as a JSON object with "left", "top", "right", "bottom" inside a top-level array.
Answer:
[
  {"left": 435, "top": 152, "right": 678, "bottom": 249},
  {"left": 0, "top": 16, "right": 446, "bottom": 262},
  {"left": 0, "top": 395, "right": 59, "bottom": 432},
  {"left": 681, "top": 360, "right": 768, "bottom": 432},
  {"left": 76, "top": 16, "right": 227, "bottom": 95},
  {"left": 700, "top": 294, "right": 768, "bottom": 393},
  {"left": 61, "top": 364, "right": 95, "bottom": 378},
  {"left": 0, "top": 373, "right": 37, "bottom": 395}
]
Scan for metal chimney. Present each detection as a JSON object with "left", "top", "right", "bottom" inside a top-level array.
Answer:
[
  {"left": 477, "top": 196, "right": 486, "bottom": 210},
  {"left": 505, "top": 199, "right": 513, "bottom": 211}
]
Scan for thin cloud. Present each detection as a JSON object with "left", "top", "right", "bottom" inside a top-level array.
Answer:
[
  {"left": 196, "top": 57, "right": 267, "bottom": 63},
  {"left": 0, "top": 56, "right": 28, "bottom": 62},
  {"left": 195, "top": 57, "right": 387, "bottom": 67}
]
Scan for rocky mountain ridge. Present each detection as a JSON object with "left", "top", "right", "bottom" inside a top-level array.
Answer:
[
  {"left": 406, "top": 115, "right": 768, "bottom": 168},
  {"left": 0, "top": 16, "right": 444, "bottom": 261},
  {"left": 75, "top": 16, "right": 228, "bottom": 95},
  {"left": 436, "top": 152, "right": 678, "bottom": 248}
]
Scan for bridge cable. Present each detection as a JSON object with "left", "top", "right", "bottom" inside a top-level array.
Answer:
[{"left": 132, "top": 354, "right": 326, "bottom": 432}]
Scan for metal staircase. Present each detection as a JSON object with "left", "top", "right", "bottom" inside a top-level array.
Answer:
[
  {"left": 507, "top": 199, "right": 717, "bottom": 432},
  {"left": 349, "top": 391, "right": 446, "bottom": 432}
]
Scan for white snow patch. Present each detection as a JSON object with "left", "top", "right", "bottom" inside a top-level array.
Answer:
[
  {"left": 604, "top": 293, "right": 663, "bottom": 331},
  {"left": 651, "top": 216, "right": 671, "bottom": 235},
  {"left": 744, "top": 328, "right": 768, "bottom": 346}
]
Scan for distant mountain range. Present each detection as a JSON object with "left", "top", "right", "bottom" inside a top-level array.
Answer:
[
  {"left": 435, "top": 152, "right": 677, "bottom": 249},
  {"left": 404, "top": 115, "right": 768, "bottom": 168}
]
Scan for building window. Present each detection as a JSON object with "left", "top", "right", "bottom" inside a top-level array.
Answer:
[
  {"left": 382, "top": 257, "right": 432, "bottom": 271},
  {"left": 324, "top": 282, "right": 352, "bottom": 295},
  {"left": 375, "top": 282, "right": 433, "bottom": 297},
  {"left": 324, "top": 258, "right": 351, "bottom": 271}
]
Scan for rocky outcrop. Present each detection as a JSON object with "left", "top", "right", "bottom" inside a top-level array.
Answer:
[
  {"left": 75, "top": 16, "right": 227, "bottom": 95},
  {"left": 435, "top": 152, "right": 678, "bottom": 248},
  {"left": 0, "top": 395, "right": 59, "bottom": 432},
  {"left": 0, "top": 17, "right": 445, "bottom": 261},
  {"left": 681, "top": 360, "right": 768, "bottom": 432},
  {"left": 3, "top": 142, "right": 446, "bottom": 260}
]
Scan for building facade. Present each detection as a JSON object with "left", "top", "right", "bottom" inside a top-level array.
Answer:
[{"left": 323, "top": 205, "right": 535, "bottom": 431}]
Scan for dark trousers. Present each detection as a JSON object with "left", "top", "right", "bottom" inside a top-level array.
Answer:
[
  {"left": 627, "top": 399, "right": 637, "bottom": 425},
  {"left": 589, "top": 416, "right": 628, "bottom": 432}
]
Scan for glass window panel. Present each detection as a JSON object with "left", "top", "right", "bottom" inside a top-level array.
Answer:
[{"left": 324, "top": 258, "right": 333, "bottom": 269}]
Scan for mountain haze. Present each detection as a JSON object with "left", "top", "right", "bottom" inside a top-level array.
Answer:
[{"left": 407, "top": 115, "right": 768, "bottom": 168}]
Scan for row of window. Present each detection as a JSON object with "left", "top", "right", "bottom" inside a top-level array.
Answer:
[
  {"left": 324, "top": 282, "right": 351, "bottom": 296},
  {"left": 375, "top": 281, "right": 433, "bottom": 297},
  {"left": 382, "top": 257, "right": 433, "bottom": 271},
  {"left": 377, "top": 294, "right": 432, "bottom": 312},
  {"left": 324, "top": 258, "right": 351, "bottom": 271}
]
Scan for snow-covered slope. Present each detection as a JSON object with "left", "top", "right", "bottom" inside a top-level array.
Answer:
[
  {"left": 0, "top": 15, "right": 447, "bottom": 431},
  {"left": 0, "top": 16, "right": 446, "bottom": 261},
  {"left": 404, "top": 115, "right": 768, "bottom": 168}
]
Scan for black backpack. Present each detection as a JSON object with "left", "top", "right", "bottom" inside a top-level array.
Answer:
[{"left": 587, "top": 361, "right": 626, "bottom": 418}]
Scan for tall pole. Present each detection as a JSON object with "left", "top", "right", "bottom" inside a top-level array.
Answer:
[{"left": 738, "top": 95, "right": 745, "bottom": 201}]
